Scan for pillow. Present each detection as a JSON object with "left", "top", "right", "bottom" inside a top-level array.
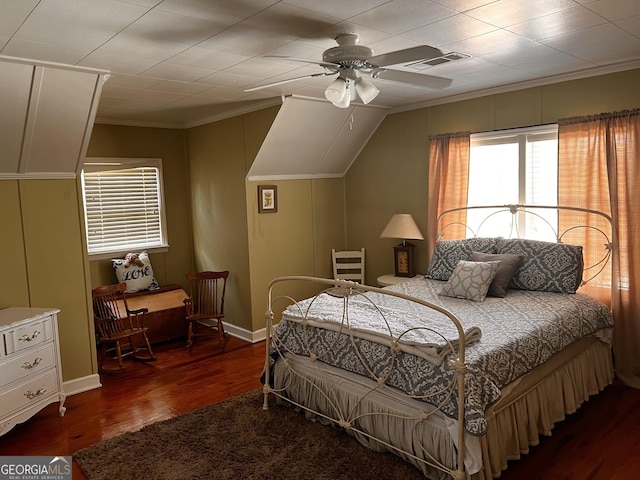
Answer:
[
  {"left": 468, "top": 251, "right": 524, "bottom": 297},
  {"left": 495, "top": 238, "right": 584, "bottom": 293},
  {"left": 111, "top": 251, "right": 160, "bottom": 293},
  {"left": 426, "top": 237, "right": 497, "bottom": 281},
  {"left": 439, "top": 260, "right": 500, "bottom": 302}
]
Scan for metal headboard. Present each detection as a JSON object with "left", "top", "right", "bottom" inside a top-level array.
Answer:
[{"left": 436, "top": 204, "right": 613, "bottom": 286}]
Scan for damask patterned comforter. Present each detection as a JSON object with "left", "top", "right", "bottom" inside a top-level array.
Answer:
[{"left": 273, "top": 277, "right": 613, "bottom": 436}]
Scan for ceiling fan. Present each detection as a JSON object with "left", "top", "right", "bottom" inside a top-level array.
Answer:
[{"left": 245, "top": 33, "right": 453, "bottom": 108}]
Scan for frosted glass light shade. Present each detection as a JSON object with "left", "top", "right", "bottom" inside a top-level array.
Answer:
[
  {"left": 325, "top": 78, "right": 347, "bottom": 103},
  {"left": 332, "top": 86, "right": 351, "bottom": 108},
  {"left": 380, "top": 214, "right": 424, "bottom": 241},
  {"left": 355, "top": 78, "right": 379, "bottom": 104}
]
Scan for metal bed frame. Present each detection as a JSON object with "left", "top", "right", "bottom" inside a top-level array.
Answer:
[{"left": 261, "top": 204, "right": 613, "bottom": 480}]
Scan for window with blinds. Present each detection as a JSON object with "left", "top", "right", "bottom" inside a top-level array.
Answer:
[
  {"left": 467, "top": 125, "right": 558, "bottom": 239},
  {"left": 82, "top": 158, "right": 168, "bottom": 255}
]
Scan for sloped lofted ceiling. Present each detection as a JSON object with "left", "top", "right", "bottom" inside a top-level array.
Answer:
[
  {"left": 247, "top": 96, "right": 386, "bottom": 180},
  {"left": 0, "top": 56, "right": 107, "bottom": 178},
  {"left": 0, "top": 56, "right": 381, "bottom": 179}
]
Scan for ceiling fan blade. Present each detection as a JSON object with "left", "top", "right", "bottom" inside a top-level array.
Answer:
[
  {"left": 266, "top": 55, "right": 338, "bottom": 69},
  {"left": 375, "top": 69, "right": 452, "bottom": 89},
  {"left": 367, "top": 45, "right": 443, "bottom": 67},
  {"left": 244, "top": 72, "right": 337, "bottom": 92}
]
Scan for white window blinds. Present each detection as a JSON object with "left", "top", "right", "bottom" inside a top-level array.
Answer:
[{"left": 82, "top": 159, "right": 167, "bottom": 255}]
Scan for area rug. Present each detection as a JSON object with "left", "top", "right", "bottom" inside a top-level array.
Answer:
[{"left": 74, "top": 389, "right": 426, "bottom": 480}]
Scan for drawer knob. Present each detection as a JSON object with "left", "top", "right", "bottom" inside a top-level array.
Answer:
[
  {"left": 21, "top": 357, "right": 43, "bottom": 370},
  {"left": 24, "top": 388, "right": 47, "bottom": 400},
  {"left": 19, "top": 331, "right": 41, "bottom": 342}
]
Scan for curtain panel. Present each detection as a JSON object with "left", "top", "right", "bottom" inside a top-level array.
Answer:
[
  {"left": 558, "top": 109, "right": 640, "bottom": 388},
  {"left": 427, "top": 132, "right": 470, "bottom": 261}
]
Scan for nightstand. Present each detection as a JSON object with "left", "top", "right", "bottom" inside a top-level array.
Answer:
[{"left": 377, "top": 274, "right": 421, "bottom": 287}]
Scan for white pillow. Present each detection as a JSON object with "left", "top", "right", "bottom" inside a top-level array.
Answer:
[
  {"left": 111, "top": 251, "right": 159, "bottom": 293},
  {"left": 439, "top": 260, "right": 500, "bottom": 302}
]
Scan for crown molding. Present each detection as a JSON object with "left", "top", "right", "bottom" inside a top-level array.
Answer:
[{"left": 390, "top": 60, "right": 640, "bottom": 115}]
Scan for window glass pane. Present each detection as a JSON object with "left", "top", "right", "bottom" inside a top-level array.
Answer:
[
  {"left": 468, "top": 126, "right": 558, "bottom": 240},
  {"left": 525, "top": 135, "right": 558, "bottom": 240},
  {"left": 467, "top": 142, "right": 518, "bottom": 236}
]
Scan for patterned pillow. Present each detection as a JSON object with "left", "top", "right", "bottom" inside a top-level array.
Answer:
[
  {"left": 439, "top": 260, "right": 500, "bottom": 302},
  {"left": 495, "top": 239, "right": 584, "bottom": 293},
  {"left": 111, "top": 251, "right": 160, "bottom": 293},
  {"left": 468, "top": 251, "right": 524, "bottom": 297},
  {"left": 426, "top": 238, "right": 497, "bottom": 281}
]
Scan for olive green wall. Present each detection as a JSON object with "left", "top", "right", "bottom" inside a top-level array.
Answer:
[
  {"left": 345, "top": 108, "right": 429, "bottom": 286},
  {"left": 0, "top": 179, "right": 95, "bottom": 382},
  {"left": 184, "top": 106, "right": 346, "bottom": 333},
  {"left": 184, "top": 112, "right": 261, "bottom": 333},
  {"left": 346, "top": 68, "right": 640, "bottom": 284},
  {"left": 246, "top": 177, "right": 345, "bottom": 331},
  {"left": 85, "top": 124, "right": 194, "bottom": 290}
]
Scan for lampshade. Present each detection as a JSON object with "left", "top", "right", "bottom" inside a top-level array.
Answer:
[
  {"left": 355, "top": 77, "right": 379, "bottom": 104},
  {"left": 380, "top": 214, "right": 424, "bottom": 242},
  {"left": 332, "top": 85, "right": 351, "bottom": 108},
  {"left": 325, "top": 77, "right": 347, "bottom": 103}
]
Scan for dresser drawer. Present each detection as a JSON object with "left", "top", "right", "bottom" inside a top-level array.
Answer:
[
  {"left": 0, "top": 343, "right": 56, "bottom": 387},
  {"left": 0, "top": 369, "right": 59, "bottom": 417},
  {"left": 3, "top": 316, "right": 53, "bottom": 355}
]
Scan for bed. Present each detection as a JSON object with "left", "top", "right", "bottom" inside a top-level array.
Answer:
[{"left": 262, "top": 205, "right": 614, "bottom": 480}]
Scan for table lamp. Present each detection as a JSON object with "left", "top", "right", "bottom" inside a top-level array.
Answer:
[{"left": 379, "top": 214, "right": 424, "bottom": 277}]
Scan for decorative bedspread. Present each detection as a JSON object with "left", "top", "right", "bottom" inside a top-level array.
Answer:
[
  {"left": 273, "top": 277, "right": 613, "bottom": 436},
  {"left": 284, "top": 289, "right": 482, "bottom": 365}
]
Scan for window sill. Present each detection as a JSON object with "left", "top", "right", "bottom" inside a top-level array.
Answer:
[{"left": 88, "top": 245, "right": 170, "bottom": 261}]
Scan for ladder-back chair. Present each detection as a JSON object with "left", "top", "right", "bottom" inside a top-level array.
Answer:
[
  {"left": 184, "top": 271, "right": 229, "bottom": 351},
  {"left": 332, "top": 248, "right": 366, "bottom": 284},
  {"left": 91, "top": 282, "right": 156, "bottom": 373}
]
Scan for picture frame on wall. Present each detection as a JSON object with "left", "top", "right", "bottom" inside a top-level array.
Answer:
[{"left": 258, "top": 185, "right": 277, "bottom": 213}]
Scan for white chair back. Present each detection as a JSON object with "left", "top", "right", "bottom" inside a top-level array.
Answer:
[{"left": 332, "top": 248, "right": 365, "bottom": 284}]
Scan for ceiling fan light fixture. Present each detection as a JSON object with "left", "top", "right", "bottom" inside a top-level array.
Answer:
[
  {"left": 355, "top": 77, "right": 379, "bottom": 104},
  {"left": 324, "top": 77, "right": 347, "bottom": 103}
]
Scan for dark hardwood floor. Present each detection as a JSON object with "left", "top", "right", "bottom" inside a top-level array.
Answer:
[
  {"left": 1, "top": 335, "right": 638, "bottom": 479},
  {"left": 0, "top": 336, "right": 265, "bottom": 479}
]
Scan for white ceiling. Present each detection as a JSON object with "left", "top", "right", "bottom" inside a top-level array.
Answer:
[{"left": 1, "top": 0, "right": 639, "bottom": 129}]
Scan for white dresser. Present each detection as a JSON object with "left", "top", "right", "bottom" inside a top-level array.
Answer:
[{"left": 0, "top": 307, "right": 66, "bottom": 436}]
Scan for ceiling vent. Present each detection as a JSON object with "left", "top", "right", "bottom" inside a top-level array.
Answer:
[{"left": 406, "top": 52, "right": 470, "bottom": 70}]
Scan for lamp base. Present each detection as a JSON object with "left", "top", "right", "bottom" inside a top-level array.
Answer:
[{"left": 393, "top": 242, "right": 415, "bottom": 277}]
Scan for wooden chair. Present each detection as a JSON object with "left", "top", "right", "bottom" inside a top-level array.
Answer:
[
  {"left": 184, "top": 271, "right": 229, "bottom": 351},
  {"left": 332, "top": 248, "right": 366, "bottom": 284},
  {"left": 91, "top": 282, "right": 156, "bottom": 373}
]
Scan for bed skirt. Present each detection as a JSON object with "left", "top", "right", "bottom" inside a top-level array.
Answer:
[
  {"left": 478, "top": 334, "right": 613, "bottom": 479},
  {"left": 272, "top": 334, "right": 613, "bottom": 479}
]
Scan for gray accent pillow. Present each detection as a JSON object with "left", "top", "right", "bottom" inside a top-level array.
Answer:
[
  {"left": 426, "top": 237, "right": 497, "bottom": 281},
  {"left": 495, "top": 238, "right": 584, "bottom": 293},
  {"left": 439, "top": 260, "right": 500, "bottom": 302},
  {"left": 469, "top": 251, "right": 524, "bottom": 297}
]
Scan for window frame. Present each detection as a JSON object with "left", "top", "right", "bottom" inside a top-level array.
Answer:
[{"left": 81, "top": 157, "right": 169, "bottom": 259}]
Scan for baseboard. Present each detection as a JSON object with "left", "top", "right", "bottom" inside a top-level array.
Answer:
[
  {"left": 223, "top": 321, "right": 278, "bottom": 344},
  {"left": 63, "top": 374, "right": 102, "bottom": 396},
  {"left": 223, "top": 322, "right": 264, "bottom": 343}
]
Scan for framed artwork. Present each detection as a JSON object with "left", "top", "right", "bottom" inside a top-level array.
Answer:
[{"left": 258, "top": 185, "right": 278, "bottom": 213}]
